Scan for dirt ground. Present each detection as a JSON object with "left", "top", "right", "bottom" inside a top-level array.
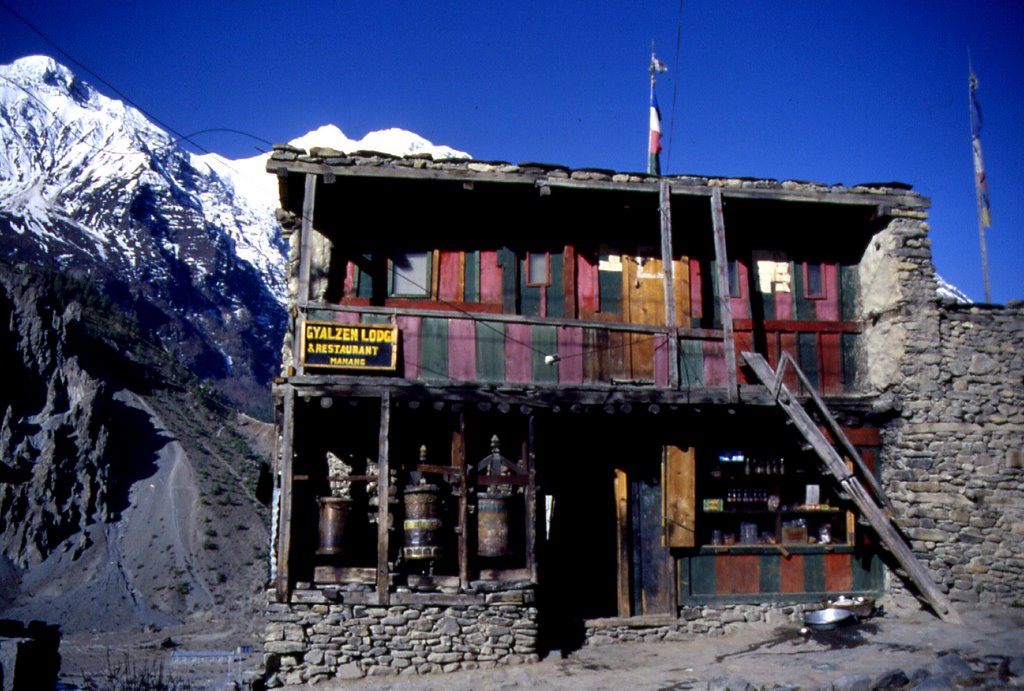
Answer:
[{"left": 56, "top": 601, "right": 1024, "bottom": 690}]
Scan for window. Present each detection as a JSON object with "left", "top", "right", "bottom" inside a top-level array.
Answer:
[
  {"left": 390, "top": 251, "right": 432, "bottom": 297},
  {"left": 526, "top": 252, "right": 551, "bottom": 286},
  {"left": 804, "top": 263, "right": 825, "bottom": 298}
]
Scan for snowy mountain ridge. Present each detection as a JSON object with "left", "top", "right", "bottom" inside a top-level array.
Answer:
[{"left": 0, "top": 55, "right": 468, "bottom": 408}]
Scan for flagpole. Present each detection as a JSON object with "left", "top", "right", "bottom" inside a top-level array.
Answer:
[
  {"left": 969, "top": 51, "right": 992, "bottom": 303},
  {"left": 648, "top": 49, "right": 667, "bottom": 176}
]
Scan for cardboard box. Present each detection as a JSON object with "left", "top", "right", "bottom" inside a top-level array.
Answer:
[{"left": 782, "top": 526, "right": 808, "bottom": 544}]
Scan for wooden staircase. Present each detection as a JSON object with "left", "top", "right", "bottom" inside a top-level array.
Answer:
[{"left": 741, "top": 351, "right": 961, "bottom": 624}]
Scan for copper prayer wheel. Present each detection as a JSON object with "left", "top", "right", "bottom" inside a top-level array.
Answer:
[
  {"left": 403, "top": 485, "right": 441, "bottom": 560},
  {"left": 317, "top": 496, "right": 352, "bottom": 555},
  {"left": 477, "top": 492, "right": 511, "bottom": 557}
]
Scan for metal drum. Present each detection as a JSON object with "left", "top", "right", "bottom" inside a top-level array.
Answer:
[
  {"left": 403, "top": 485, "right": 442, "bottom": 560},
  {"left": 477, "top": 492, "right": 511, "bottom": 557},
  {"left": 317, "top": 497, "right": 352, "bottom": 555}
]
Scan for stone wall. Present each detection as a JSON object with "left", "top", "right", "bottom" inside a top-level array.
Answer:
[
  {"left": 863, "top": 213, "right": 1024, "bottom": 606},
  {"left": 263, "top": 588, "right": 538, "bottom": 686},
  {"left": 584, "top": 603, "right": 804, "bottom": 645}
]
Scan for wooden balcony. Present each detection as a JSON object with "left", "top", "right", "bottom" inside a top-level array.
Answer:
[{"left": 292, "top": 304, "right": 862, "bottom": 401}]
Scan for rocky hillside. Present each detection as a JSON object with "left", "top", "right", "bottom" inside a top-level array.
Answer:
[{"left": 0, "top": 259, "right": 271, "bottom": 632}]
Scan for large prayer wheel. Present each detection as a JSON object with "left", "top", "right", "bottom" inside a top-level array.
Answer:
[
  {"left": 317, "top": 497, "right": 352, "bottom": 555},
  {"left": 402, "top": 485, "right": 442, "bottom": 560},
  {"left": 477, "top": 492, "right": 511, "bottom": 557}
]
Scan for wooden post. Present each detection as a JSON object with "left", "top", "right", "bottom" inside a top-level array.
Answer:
[
  {"left": 710, "top": 189, "right": 738, "bottom": 401},
  {"left": 614, "top": 468, "right": 631, "bottom": 617},
  {"left": 376, "top": 392, "right": 391, "bottom": 606},
  {"left": 275, "top": 385, "right": 295, "bottom": 601},
  {"left": 293, "top": 173, "right": 317, "bottom": 375},
  {"left": 525, "top": 415, "right": 538, "bottom": 583},
  {"left": 454, "top": 411, "right": 469, "bottom": 589},
  {"left": 659, "top": 181, "right": 680, "bottom": 389}
]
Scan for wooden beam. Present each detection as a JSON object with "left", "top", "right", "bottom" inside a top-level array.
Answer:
[
  {"left": 659, "top": 181, "right": 681, "bottom": 389},
  {"left": 710, "top": 189, "right": 738, "bottom": 402},
  {"left": 275, "top": 385, "right": 295, "bottom": 601},
  {"left": 293, "top": 173, "right": 317, "bottom": 376},
  {"left": 266, "top": 159, "right": 929, "bottom": 209},
  {"left": 376, "top": 391, "right": 392, "bottom": 606}
]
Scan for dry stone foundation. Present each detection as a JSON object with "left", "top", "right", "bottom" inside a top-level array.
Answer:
[{"left": 263, "top": 588, "right": 538, "bottom": 686}]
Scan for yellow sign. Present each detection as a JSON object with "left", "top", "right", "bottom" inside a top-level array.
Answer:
[{"left": 302, "top": 321, "right": 398, "bottom": 371}]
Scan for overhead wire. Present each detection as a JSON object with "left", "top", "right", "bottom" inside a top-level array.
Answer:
[{"left": 665, "top": 0, "right": 684, "bottom": 174}]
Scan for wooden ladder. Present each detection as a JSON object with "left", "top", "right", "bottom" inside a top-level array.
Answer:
[{"left": 741, "top": 351, "right": 961, "bottom": 624}]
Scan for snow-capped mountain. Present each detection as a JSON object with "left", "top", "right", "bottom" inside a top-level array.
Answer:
[{"left": 0, "top": 55, "right": 467, "bottom": 410}]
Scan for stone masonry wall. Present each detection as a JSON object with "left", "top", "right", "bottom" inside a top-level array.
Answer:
[
  {"left": 862, "top": 212, "right": 1024, "bottom": 606},
  {"left": 264, "top": 588, "right": 539, "bottom": 686}
]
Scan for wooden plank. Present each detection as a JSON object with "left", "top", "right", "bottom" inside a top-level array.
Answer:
[
  {"left": 824, "top": 553, "right": 854, "bottom": 592},
  {"left": 447, "top": 318, "right": 477, "bottom": 381},
  {"left": 438, "top": 251, "right": 461, "bottom": 303},
  {"left": 759, "top": 553, "right": 782, "bottom": 593},
  {"left": 547, "top": 250, "right": 565, "bottom": 318},
  {"left": 614, "top": 468, "right": 630, "bottom": 617},
  {"left": 797, "top": 332, "right": 820, "bottom": 391},
  {"left": 419, "top": 317, "right": 449, "bottom": 380},
  {"left": 376, "top": 392, "right": 392, "bottom": 606},
  {"left": 576, "top": 249, "right": 599, "bottom": 317},
  {"left": 803, "top": 553, "right": 826, "bottom": 593},
  {"left": 479, "top": 250, "right": 501, "bottom": 304},
  {"left": 464, "top": 250, "right": 480, "bottom": 303},
  {"left": 715, "top": 554, "right": 760, "bottom": 594},
  {"left": 531, "top": 324, "right": 559, "bottom": 384},
  {"left": 781, "top": 553, "right": 805, "bottom": 593},
  {"left": 729, "top": 260, "right": 751, "bottom": 320},
  {"left": 816, "top": 263, "right": 840, "bottom": 321},
  {"left": 710, "top": 189, "right": 738, "bottom": 402},
  {"left": 820, "top": 332, "right": 842, "bottom": 395},
  {"left": 313, "top": 566, "right": 377, "bottom": 583},
  {"left": 689, "top": 555, "right": 716, "bottom": 595},
  {"left": 793, "top": 262, "right": 815, "bottom": 321},
  {"left": 504, "top": 322, "right": 533, "bottom": 383},
  {"left": 653, "top": 332, "right": 670, "bottom": 387},
  {"left": 664, "top": 446, "right": 696, "bottom": 548},
  {"left": 584, "top": 328, "right": 608, "bottom": 383},
  {"left": 475, "top": 320, "right": 505, "bottom": 382},
  {"left": 679, "top": 339, "right": 705, "bottom": 387},
  {"left": 396, "top": 315, "right": 421, "bottom": 379},
  {"left": 732, "top": 319, "right": 862, "bottom": 334},
  {"left": 689, "top": 258, "right": 704, "bottom": 325},
  {"left": 275, "top": 386, "right": 296, "bottom": 601},
  {"left": 702, "top": 338, "right": 727, "bottom": 387},
  {"left": 556, "top": 326, "right": 584, "bottom": 384},
  {"left": 562, "top": 244, "right": 577, "bottom": 318},
  {"left": 498, "top": 247, "right": 517, "bottom": 313}
]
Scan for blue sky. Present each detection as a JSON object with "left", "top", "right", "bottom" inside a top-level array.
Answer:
[{"left": 1, "top": 1, "right": 1021, "bottom": 303}]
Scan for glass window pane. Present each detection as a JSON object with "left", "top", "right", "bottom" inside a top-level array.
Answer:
[
  {"left": 391, "top": 251, "right": 431, "bottom": 296},
  {"left": 527, "top": 252, "right": 550, "bottom": 286}
]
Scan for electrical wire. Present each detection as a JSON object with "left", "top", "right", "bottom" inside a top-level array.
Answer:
[{"left": 666, "top": 0, "right": 684, "bottom": 174}]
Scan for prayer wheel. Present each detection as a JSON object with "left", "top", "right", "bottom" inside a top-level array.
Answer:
[
  {"left": 477, "top": 492, "right": 511, "bottom": 557},
  {"left": 402, "top": 485, "right": 442, "bottom": 560},
  {"left": 317, "top": 497, "right": 352, "bottom": 555}
]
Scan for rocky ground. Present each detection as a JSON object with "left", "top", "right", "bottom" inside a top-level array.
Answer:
[{"left": 49, "top": 600, "right": 1024, "bottom": 690}]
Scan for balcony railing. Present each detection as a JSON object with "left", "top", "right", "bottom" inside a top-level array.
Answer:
[{"left": 298, "top": 304, "right": 861, "bottom": 396}]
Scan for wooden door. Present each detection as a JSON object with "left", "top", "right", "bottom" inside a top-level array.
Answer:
[
  {"left": 621, "top": 249, "right": 665, "bottom": 381},
  {"left": 614, "top": 445, "right": 682, "bottom": 618}
]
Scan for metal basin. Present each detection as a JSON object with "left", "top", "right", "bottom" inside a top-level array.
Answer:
[{"left": 803, "top": 607, "right": 857, "bottom": 631}]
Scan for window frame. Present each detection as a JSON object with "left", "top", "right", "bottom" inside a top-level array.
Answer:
[{"left": 525, "top": 251, "right": 552, "bottom": 287}]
